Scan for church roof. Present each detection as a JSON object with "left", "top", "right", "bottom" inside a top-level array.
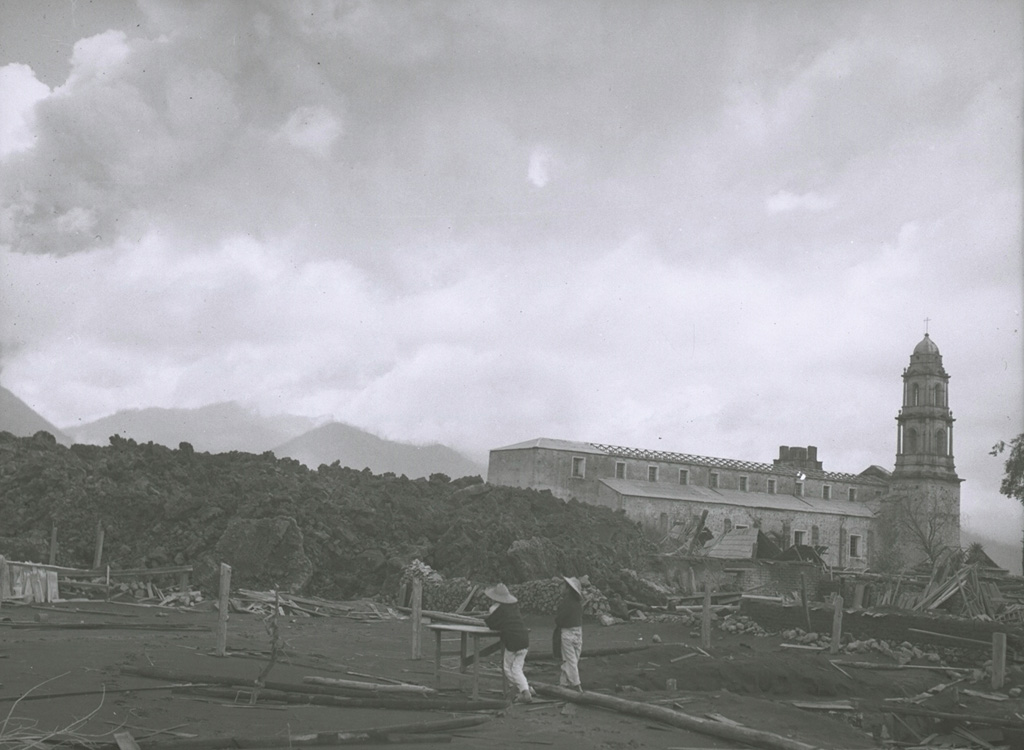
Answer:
[
  {"left": 599, "top": 478, "right": 876, "bottom": 518},
  {"left": 492, "top": 437, "right": 885, "bottom": 483}
]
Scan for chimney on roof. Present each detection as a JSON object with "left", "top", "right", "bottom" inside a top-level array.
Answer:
[{"left": 773, "top": 445, "right": 823, "bottom": 472}]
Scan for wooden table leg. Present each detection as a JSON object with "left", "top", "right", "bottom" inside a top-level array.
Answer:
[
  {"left": 472, "top": 634, "right": 481, "bottom": 699},
  {"left": 433, "top": 630, "right": 442, "bottom": 687},
  {"left": 459, "top": 632, "right": 468, "bottom": 673}
]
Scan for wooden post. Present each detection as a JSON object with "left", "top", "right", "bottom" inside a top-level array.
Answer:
[
  {"left": 411, "top": 577, "right": 423, "bottom": 660},
  {"left": 701, "top": 581, "right": 712, "bottom": 651},
  {"left": 93, "top": 521, "right": 105, "bottom": 569},
  {"left": 0, "top": 555, "right": 7, "bottom": 611},
  {"left": 216, "top": 563, "right": 232, "bottom": 656},
  {"left": 853, "top": 583, "right": 866, "bottom": 610},
  {"left": 992, "top": 632, "right": 1007, "bottom": 690},
  {"left": 49, "top": 523, "right": 58, "bottom": 565},
  {"left": 105, "top": 565, "right": 111, "bottom": 602},
  {"left": 179, "top": 570, "right": 190, "bottom": 594},
  {"left": 799, "top": 573, "right": 811, "bottom": 631},
  {"left": 830, "top": 595, "right": 844, "bottom": 654}
]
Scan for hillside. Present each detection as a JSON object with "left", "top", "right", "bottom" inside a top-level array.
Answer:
[
  {"left": 0, "top": 387, "right": 71, "bottom": 445},
  {"left": 63, "top": 401, "right": 319, "bottom": 455},
  {"left": 274, "top": 422, "right": 484, "bottom": 478},
  {"left": 0, "top": 431, "right": 653, "bottom": 600}
]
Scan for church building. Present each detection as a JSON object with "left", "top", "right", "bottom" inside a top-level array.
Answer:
[{"left": 487, "top": 334, "right": 962, "bottom": 571}]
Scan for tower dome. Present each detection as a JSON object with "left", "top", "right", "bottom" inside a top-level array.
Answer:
[{"left": 913, "top": 333, "right": 940, "bottom": 356}]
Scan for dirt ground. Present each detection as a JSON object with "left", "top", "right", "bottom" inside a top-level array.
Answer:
[{"left": 0, "top": 600, "right": 1020, "bottom": 749}]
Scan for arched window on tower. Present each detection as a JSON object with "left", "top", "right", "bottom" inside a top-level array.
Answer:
[
  {"left": 933, "top": 384, "right": 944, "bottom": 406},
  {"left": 912, "top": 384, "right": 920, "bottom": 405},
  {"left": 905, "top": 428, "right": 918, "bottom": 454},
  {"left": 935, "top": 428, "right": 947, "bottom": 456}
]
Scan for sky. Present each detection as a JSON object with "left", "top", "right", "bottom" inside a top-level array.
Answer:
[{"left": 0, "top": 1, "right": 1022, "bottom": 555}]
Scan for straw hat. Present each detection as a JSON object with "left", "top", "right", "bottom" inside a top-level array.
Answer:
[
  {"left": 562, "top": 576, "right": 583, "bottom": 598},
  {"left": 484, "top": 583, "right": 517, "bottom": 604}
]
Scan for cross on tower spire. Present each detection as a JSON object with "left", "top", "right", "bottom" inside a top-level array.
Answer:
[{"left": 924, "top": 317, "right": 931, "bottom": 334}]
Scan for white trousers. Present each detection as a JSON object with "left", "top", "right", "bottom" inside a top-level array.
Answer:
[
  {"left": 559, "top": 626, "right": 583, "bottom": 687},
  {"left": 503, "top": 647, "right": 530, "bottom": 693}
]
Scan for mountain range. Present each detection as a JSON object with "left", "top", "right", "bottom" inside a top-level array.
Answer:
[{"left": 0, "top": 386, "right": 485, "bottom": 480}]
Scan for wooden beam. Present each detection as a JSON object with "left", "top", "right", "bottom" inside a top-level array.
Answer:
[
  {"left": 49, "top": 523, "right": 58, "bottom": 565},
  {"left": 992, "top": 632, "right": 1007, "bottom": 690},
  {"left": 93, "top": 521, "right": 105, "bottom": 569},
  {"left": 700, "top": 583, "right": 711, "bottom": 651},
  {"left": 799, "top": 573, "right": 811, "bottom": 631},
  {"left": 411, "top": 577, "right": 423, "bottom": 660},
  {"left": 830, "top": 595, "right": 843, "bottom": 655}
]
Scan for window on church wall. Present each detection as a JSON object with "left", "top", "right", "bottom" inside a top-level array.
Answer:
[
  {"left": 615, "top": 462, "right": 626, "bottom": 479},
  {"left": 905, "top": 428, "right": 918, "bottom": 453},
  {"left": 822, "top": 485, "right": 831, "bottom": 500},
  {"left": 648, "top": 465, "right": 658, "bottom": 482},
  {"left": 738, "top": 476, "right": 748, "bottom": 491},
  {"left": 723, "top": 518, "right": 732, "bottom": 533},
  {"left": 679, "top": 469, "right": 689, "bottom": 485},
  {"left": 793, "top": 530, "right": 806, "bottom": 546},
  {"left": 912, "top": 384, "right": 920, "bottom": 405},
  {"left": 848, "top": 488, "right": 857, "bottom": 502},
  {"left": 935, "top": 429, "right": 947, "bottom": 456},
  {"left": 811, "top": 525, "right": 819, "bottom": 545},
  {"left": 571, "top": 456, "right": 585, "bottom": 478},
  {"left": 767, "top": 478, "right": 776, "bottom": 494},
  {"left": 795, "top": 481, "right": 804, "bottom": 497},
  {"left": 933, "top": 384, "right": 944, "bottom": 406},
  {"left": 709, "top": 472, "right": 719, "bottom": 489},
  {"left": 849, "top": 534, "right": 862, "bottom": 558}
]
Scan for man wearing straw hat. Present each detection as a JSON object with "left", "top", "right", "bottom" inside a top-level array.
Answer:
[
  {"left": 554, "top": 575, "right": 585, "bottom": 691},
  {"left": 483, "top": 583, "right": 532, "bottom": 703}
]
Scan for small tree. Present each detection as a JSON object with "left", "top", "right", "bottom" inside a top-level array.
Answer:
[{"left": 992, "top": 433, "right": 1024, "bottom": 571}]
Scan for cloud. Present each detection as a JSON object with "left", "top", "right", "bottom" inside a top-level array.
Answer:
[
  {"left": 0, "top": 63, "right": 49, "bottom": 158},
  {"left": 278, "top": 105, "right": 343, "bottom": 157},
  {"left": 765, "top": 190, "right": 837, "bottom": 214},
  {"left": 527, "top": 145, "right": 553, "bottom": 187}
]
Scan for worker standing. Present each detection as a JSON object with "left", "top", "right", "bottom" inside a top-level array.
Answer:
[
  {"left": 554, "top": 575, "right": 585, "bottom": 691},
  {"left": 483, "top": 583, "right": 532, "bottom": 703}
]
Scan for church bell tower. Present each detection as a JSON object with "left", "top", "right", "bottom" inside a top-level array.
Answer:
[
  {"left": 894, "top": 333, "right": 959, "bottom": 480},
  {"left": 884, "top": 333, "right": 962, "bottom": 565}
]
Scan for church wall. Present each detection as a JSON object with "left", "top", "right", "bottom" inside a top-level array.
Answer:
[{"left": 605, "top": 490, "right": 873, "bottom": 570}]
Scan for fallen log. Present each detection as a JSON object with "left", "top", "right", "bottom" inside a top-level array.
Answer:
[
  {"left": 303, "top": 676, "right": 436, "bottom": 696},
  {"left": 119, "top": 717, "right": 487, "bottom": 750},
  {"left": 121, "top": 666, "right": 440, "bottom": 700},
  {"left": 534, "top": 683, "right": 828, "bottom": 750},
  {"left": 829, "top": 661, "right": 970, "bottom": 673},
  {"left": 177, "top": 685, "right": 505, "bottom": 712},
  {"left": 887, "top": 705, "right": 1024, "bottom": 729}
]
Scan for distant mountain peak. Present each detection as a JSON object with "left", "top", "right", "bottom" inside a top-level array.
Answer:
[{"left": 0, "top": 387, "right": 72, "bottom": 445}]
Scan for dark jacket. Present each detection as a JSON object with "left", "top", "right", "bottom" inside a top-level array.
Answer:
[
  {"left": 554, "top": 592, "right": 583, "bottom": 629},
  {"left": 484, "top": 602, "right": 529, "bottom": 652}
]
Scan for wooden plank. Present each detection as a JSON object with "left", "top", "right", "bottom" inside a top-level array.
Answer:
[
  {"left": 800, "top": 573, "right": 811, "bottom": 631},
  {"left": 0, "top": 555, "right": 6, "bottom": 608},
  {"left": 113, "top": 731, "right": 141, "bottom": 750},
  {"left": 907, "top": 628, "right": 991, "bottom": 647}
]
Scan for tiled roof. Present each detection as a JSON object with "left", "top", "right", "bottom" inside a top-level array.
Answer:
[
  {"left": 599, "top": 478, "right": 875, "bottom": 518},
  {"left": 701, "top": 528, "right": 760, "bottom": 560},
  {"left": 492, "top": 437, "right": 887, "bottom": 484}
]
